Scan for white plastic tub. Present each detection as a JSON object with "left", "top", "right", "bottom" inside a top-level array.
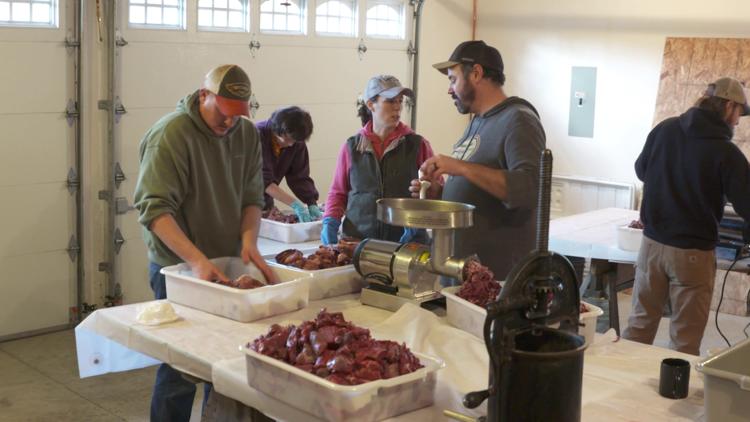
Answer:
[
  {"left": 442, "top": 286, "right": 602, "bottom": 347},
  {"left": 617, "top": 225, "right": 643, "bottom": 252},
  {"left": 244, "top": 347, "right": 443, "bottom": 422},
  {"left": 264, "top": 248, "right": 363, "bottom": 300},
  {"left": 161, "top": 257, "right": 310, "bottom": 322},
  {"left": 695, "top": 337, "right": 750, "bottom": 422},
  {"left": 259, "top": 218, "right": 322, "bottom": 243}
]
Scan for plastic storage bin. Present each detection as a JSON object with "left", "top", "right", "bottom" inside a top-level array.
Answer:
[
  {"left": 264, "top": 248, "right": 363, "bottom": 300},
  {"left": 695, "top": 337, "right": 750, "bottom": 422},
  {"left": 161, "top": 257, "right": 310, "bottom": 322},
  {"left": 244, "top": 346, "right": 443, "bottom": 422},
  {"left": 259, "top": 218, "right": 322, "bottom": 243},
  {"left": 442, "top": 286, "right": 602, "bottom": 346},
  {"left": 617, "top": 225, "right": 643, "bottom": 251}
]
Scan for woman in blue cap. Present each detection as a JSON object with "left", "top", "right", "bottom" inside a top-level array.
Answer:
[{"left": 321, "top": 75, "right": 434, "bottom": 244}]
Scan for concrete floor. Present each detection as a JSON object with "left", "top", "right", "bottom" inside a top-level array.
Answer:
[{"left": 0, "top": 293, "right": 748, "bottom": 422}]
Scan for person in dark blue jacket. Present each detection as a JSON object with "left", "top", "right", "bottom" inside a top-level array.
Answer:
[{"left": 622, "top": 77, "right": 750, "bottom": 355}]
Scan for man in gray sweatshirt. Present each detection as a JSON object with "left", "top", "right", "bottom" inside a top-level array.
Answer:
[{"left": 414, "top": 41, "right": 546, "bottom": 282}]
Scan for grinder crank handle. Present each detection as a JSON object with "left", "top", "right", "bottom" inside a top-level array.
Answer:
[{"left": 462, "top": 389, "right": 489, "bottom": 409}]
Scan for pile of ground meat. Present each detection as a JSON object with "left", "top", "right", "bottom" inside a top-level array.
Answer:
[
  {"left": 275, "top": 238, "right": 360, "bottom": 270},
  {"left": 248, "top": 309, "right": 423, "bottom": 385},
  {"left": 580, "top": 303, "right": 588, "bottom": 314},
  {"left": 262, "top": 206, "right": 322, "bottom": 224},
  {"left": 627, "top": 220, "right": 644, "bottom": 229},
  {"left": 262, "top": 207, "right": 299, "bottom": 224},
  {"left": 211, "top": 274, "right": 266, "bottom": 289},
  {"left": 456, "top": 260, "right": 501, "bottom": 308}
]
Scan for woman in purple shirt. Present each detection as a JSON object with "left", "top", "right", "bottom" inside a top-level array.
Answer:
[{"left": 257, "top": 106, "right": 321, "bottom": 222}]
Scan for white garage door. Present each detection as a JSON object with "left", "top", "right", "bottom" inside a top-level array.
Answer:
[
  {"left": 0, "top": 0, "right": 77, "bottom": 338},
  {"left": 112, "top": 0, "right": 413, "bottom": 303}
]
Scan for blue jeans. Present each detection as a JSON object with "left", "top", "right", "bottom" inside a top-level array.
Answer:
[{"left": 149, "top": 262, "right": 211, "bottom": 422}]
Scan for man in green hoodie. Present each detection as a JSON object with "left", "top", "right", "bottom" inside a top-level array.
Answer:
[
  {"left": 412, "top": 40, "right": 546, "bottom": 283},
  {"left": 134, "top": 64, "right": 277, "bottom": 421}
]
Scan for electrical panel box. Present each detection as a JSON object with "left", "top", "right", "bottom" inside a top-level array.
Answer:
[{"left": 568, "top": 66, "right": 597, "bottom": 138}]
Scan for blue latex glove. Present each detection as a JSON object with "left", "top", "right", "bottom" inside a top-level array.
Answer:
[
  {"left": 399, "top": 227, "right": 418, "bottom": 243},
  {"left": 290, "top": 200, "right": 312, "bottom": 223},
  {"left": 308, "top": 204, "right": 323, "bottom": 220},
  {"left": 321, "top": 217, "right": 341, "bottom": 245}
]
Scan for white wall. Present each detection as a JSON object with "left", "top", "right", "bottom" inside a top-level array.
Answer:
[
  {"left": 476, "top": 0, "right": 750, "bottom": 185},
  {"left": 413, "top": 0, "right": 472, "bottom": 155}
]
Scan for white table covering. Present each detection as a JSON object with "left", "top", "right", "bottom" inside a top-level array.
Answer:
[
  {"left": 76, "top": 296, "right": 705, "bottom": 421},
  {"left": 74, "top": 234, "right": 706, "bottom": 421},
  {"left": 549, "top": 207, "right": 639, "bottom": 264}
]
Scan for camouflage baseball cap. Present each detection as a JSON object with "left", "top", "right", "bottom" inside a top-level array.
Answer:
[
  {"left": 203, "top": 64, "right": 252, "bottom": 117},
  {"left": 706, "top": 77, "right": 750, "bottom": 116}
]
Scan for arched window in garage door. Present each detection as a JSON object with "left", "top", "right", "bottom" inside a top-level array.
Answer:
[
  {"left": 365, "top": 0, "right": 403, "bottom": 39},
  {"left": 315, "top": 0, "right": 355, "bottom": 37},
  {"left": 260, "top": 0, "right": 305, "bottom": 34},
  {"left": 0, "top": 0, "right": 57, "bottom": 26}
]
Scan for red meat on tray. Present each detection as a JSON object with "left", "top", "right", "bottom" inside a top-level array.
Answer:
[
  {"left": 248, "top": 309, "right": 424, "bottom": 385},
  {"left": 212, "top": 274, "right": 266, "bottom": 290},
  {"left": 274, "top": 239, "right": 360, "bottom": 270}
]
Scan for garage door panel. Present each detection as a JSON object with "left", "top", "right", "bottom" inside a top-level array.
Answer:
[
  {"left": 119, "top": 43, "right": 248, "bottom": 109},
  {"left": 248, "top": 48, "right": 410, "bottom": 105},
  {"left": 116, "top": 241, "right": 152, "bottom": 305},
  {"left": 0, "top": 43, "right": 69, "bottom": 114},
  {"left": 116, "top": 107, "right": 174, "bottom": 173},
  {"left": 0, "top": 251, "right": 72, "bottom": 337},
  {"left": 0, "top": 184, "right": 71, "bottom": 257},
  {"left": 0, "top": 114, "right": 70, "bottom": 186}
]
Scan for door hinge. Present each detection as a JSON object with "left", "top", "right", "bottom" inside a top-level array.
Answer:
[
  {"left": 65, "top": 99, "right": 79, "bottom": 127},
  {"left": 249, "top": 93, "right": 260, "bottom": 118},
  {"left": 66, "top": 168, "right": 79, "bottom": 194},
  {"left": 66, "top": 235, "right": 80, "bottom": 262},
  {"left": 407, "top": 41, "right": 417, "bottom": 60},
  {"left": 98, "top": 96, "right": 127, "bottom": 122},
  {"left": 64, "top": 36, "right": 80, "bottom": 50},
  {"left": 114, "top": 162, "right": 126, "bottom": 189},
  {"left": 98, "top": 262, "right": 111, "bottom": 272},
  {"left": 114, "top": 228, "right": 125, "bottom": 254},
  {"left": 115, "top": 197, "right": 134, "bottom": 215},
  {"left": 115, "top": 30, "right": 128, "bottom": 47},
  {"left": 248, "top": 36, "right": 261, "bottom": 58},
  {"left": 358, "top": 39, "right": 367, "bottom": 61}
]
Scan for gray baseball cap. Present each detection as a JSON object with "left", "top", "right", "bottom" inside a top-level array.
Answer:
[
  {"left": 706, "top": 77, "right": 750, "bottom": 116},
  {"left": 364, "top": 75, "right": 414, "bottom": 101}
]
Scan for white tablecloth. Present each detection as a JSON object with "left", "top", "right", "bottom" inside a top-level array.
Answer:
[
  {"left": 549, "top": 208, "right": 639, "bottom": 264},
  {"left": 75, "top": 296, "right": 705, "bottom": 421}
]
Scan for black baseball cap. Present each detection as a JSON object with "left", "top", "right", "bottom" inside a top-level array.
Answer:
[{"left": 433, "top": 40, "right": 504, "bottom": 75}]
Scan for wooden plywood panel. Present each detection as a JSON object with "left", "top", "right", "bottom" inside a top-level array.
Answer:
[
  {"left": 654, "top": 37, "right": 750, "bottom": 168},
  {"left": 687, "top": 38, "right": 716, "bottom": 84},
  {"left": 715, "top": 38, "right": 741, "bottom": 82},
  {"left": 736, "top": 40, "right": 750, "bottom": 85},
  {"left": 735, "top": 121, "right": 750, "bottom": 144},
  {"left": 663, "top": 37, "right": 694, "bottom": 84}
]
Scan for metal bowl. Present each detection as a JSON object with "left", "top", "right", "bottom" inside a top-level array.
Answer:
[{"left": 376, "top": 198, "right": 474, "bottom": 229}]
